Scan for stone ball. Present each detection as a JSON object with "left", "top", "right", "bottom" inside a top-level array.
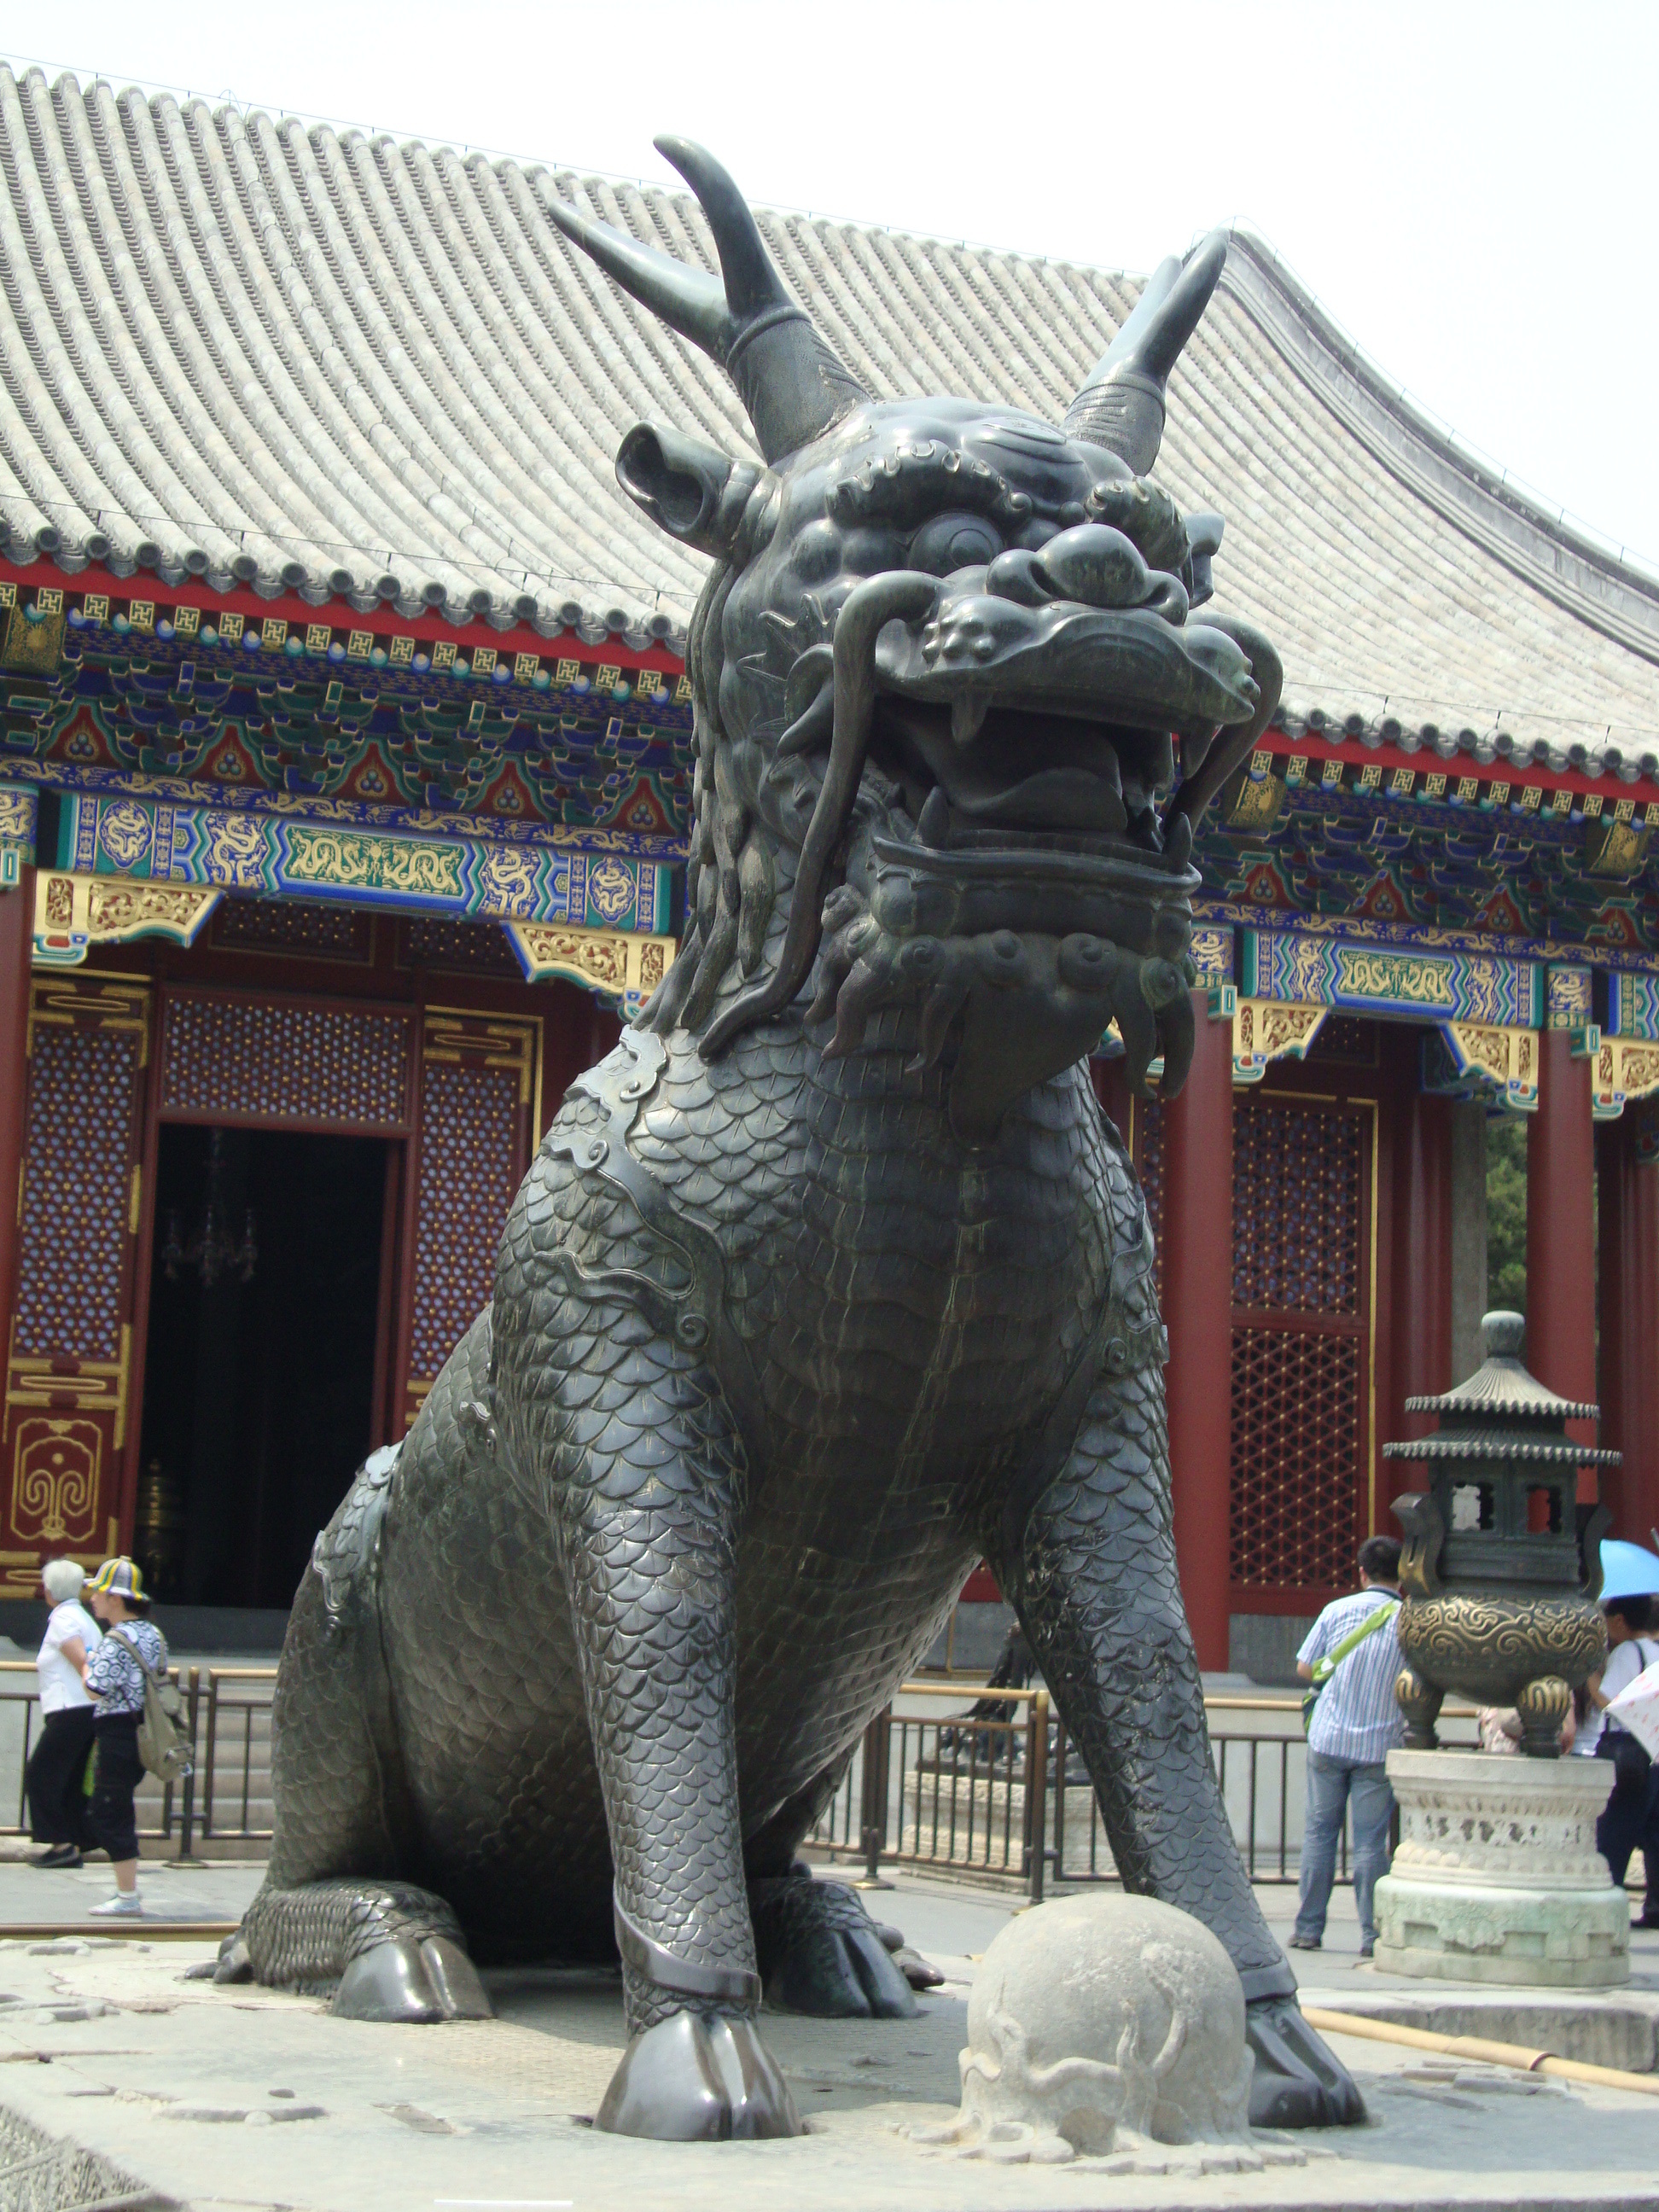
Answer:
[{"left": 960, "top": 1891, "right": 1252, "bottom": 2157}]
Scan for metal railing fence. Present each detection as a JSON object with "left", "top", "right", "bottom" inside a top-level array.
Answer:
[
  {"left": 0, "top": 1658, "right": 273, "bottom": 1858},
  {"left": 806, "top": 1684, "right": 1483, "bottom": 1899},
  {"left": 0, "top": 1660, "right": 1482, "bottom": 1889}
]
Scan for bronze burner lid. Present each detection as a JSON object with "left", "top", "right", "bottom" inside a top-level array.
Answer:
[{"left": 1382, "top": 1310, "right": 1619, "bottom": 1467}]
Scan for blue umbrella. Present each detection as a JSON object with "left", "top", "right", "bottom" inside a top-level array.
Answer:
[{"left": 1599, "top": 1539, "right": 1659, "bottom": 1603}]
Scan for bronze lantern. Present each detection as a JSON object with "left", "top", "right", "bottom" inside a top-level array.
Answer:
[{"left": 1383, "top": 1311, "right": 1615, "bottom": 1757}]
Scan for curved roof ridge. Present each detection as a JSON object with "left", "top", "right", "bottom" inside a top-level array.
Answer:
[
  {"left": 1219, "top": 228, "right": 1659, "bottom": 667},
  {"left": 0, "top": 61, "right": 1653, "bottom": 746}
]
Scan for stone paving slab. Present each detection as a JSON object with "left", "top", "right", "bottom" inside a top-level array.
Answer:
[{"left": 0, "top": 1871, "right": 1655, "bottom": 2210}]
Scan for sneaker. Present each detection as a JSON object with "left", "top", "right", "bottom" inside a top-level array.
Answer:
[
  {"left": 34, "top": 1844, "right": 81, "bottom": 1869},
  {"left": 1359, "top": 1939, "right": 1376, "bottom": 1959},
  {"left": 90, "top": 1893, "right": 142, "bottom": 1918},
  {"left": 1288, "top": 1933, "right": 1322, "bottom": 1950}
]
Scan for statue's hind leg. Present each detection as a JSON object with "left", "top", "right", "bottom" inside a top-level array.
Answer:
[
  {"left": 215, "top": 1367, "right": 492, "bottom": 2023},
  {"left": 743, "top": 1766, "right": 933, "bottom": 2013},
  {"left": 998, "top": 1360, "right": 1364, "bottom": 2128}
]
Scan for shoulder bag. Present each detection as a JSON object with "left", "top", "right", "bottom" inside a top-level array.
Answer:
[
  {"left": 108, "top": 1626, "right": 194, "bottom": 1783},
  {"left": 1301, "top": 1599, "right": 1399, "bottom": 1738}
]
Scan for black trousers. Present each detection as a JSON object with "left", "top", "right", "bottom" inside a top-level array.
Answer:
[
  {"left": 25, "top": 1706, "right": 95, "bottom": 1847},
  {"left": 1596, "top": 1730, "right": 1659, "bottom": 1890},
  {"left": 88, "top": 1715, "right": 143, "bottom": 1865}
]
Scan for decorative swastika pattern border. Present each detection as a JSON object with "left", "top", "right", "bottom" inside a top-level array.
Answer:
[
  {"left": 160, "top": 992, "right": 412, "bottom": 1131},
  {"left": 1229, "top": 1329, "right": 1361, "bottom": 1588},
  {"left": 3, "top": 978, "right": 149, "bottom": 1590},
  {"left": 212, "top": 896, "right": 372, "bottom": 962},
  {"left": 1231, "top": 1102, "right": 1361, "bottom": 1314},
  {"left": 1229, "top": 1096, "right": 1370, "bottom": 1590},
  {"left": 406, "top": 1061, "right": 522, "bottom": 1384},
  {"left": 14, "top": 1018, "right": 140, "bottom": 1359},
  {"left": 399, "top": 917, "right": 520, "bottom": 976},
  {"left": 1306, "top": 1014, "right": 1378, "bottom": 1066},
  {"left": 402, "top": 1012, "right": 538, "bottom": 1429}
]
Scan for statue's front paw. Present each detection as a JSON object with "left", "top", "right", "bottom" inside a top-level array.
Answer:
[
  {"left": 205, "top": 1931, "right": 252, "bottom": 1984},
  {"left": 750, "top": 1873, "right": 919, "bottom": 2017},
  {"left": 597, "top": 2011, "right": 802, "bottom": 2139},
  {"left": 332, "top": 1934, "right": 492, "bottom": 2023},
  {"left": 1246, "top": 1995, "right": 1365, "bottom": 2127}
]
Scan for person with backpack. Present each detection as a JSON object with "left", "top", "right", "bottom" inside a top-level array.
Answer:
[
  {"left": 1290, "top": 1535, "right": 1405, "bottom": 1960},
  {"left": 77, "top": 1557, "right": 169, "bottom": 1919},
  {"left": 1579, "top": 1595, "right": 1659, "bottom": 1924}
]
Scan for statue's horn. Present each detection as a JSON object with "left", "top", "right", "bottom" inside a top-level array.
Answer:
[
  {"left": 1063, "top": 229, "right": 1229, "bottom": 474},
  {"left": 544, "top": 137, "right": 868, "bottom": 463}
]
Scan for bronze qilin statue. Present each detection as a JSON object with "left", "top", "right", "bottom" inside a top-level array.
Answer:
[{"left": 212, "top": 139, "right": 1362, "bottom": 2139}]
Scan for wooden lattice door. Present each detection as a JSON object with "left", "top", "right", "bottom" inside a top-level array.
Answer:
[
  {"left": 396, "top": 1010, "right": 539, "bottom": 1434},
  {"left": 1, "top": 975, "right": 150, "bottom": 1591},
  {"left": 1228, "top": 1094, "right": 1373, "bottom": 1604}
]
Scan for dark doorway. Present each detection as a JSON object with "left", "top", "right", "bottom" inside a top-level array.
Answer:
[{"left": 137, "top": 1126, "right": 390, "bottom": 1610}]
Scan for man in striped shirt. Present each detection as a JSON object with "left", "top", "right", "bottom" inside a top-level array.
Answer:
[{"left": 1290, "top": 1536, "right": 1405, "bottom": 1960}]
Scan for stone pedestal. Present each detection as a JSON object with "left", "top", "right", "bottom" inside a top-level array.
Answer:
[{"left": 1373, "top": 1749, "right": 1627, "bottom": 1987}]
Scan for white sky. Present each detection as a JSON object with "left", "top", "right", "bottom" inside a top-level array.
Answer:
[{"left": 9, "top": 1, "right": 1656, "bottom": 570}]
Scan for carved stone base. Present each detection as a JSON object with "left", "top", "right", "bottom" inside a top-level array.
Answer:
[{"left": 1372, "top": 1750, "right": 1627, "bottom": 1988}]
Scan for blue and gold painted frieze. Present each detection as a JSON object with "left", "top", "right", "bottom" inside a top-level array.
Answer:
[
  {"left": 1241, "top": 924, "right": 1543, "bottom": 1027},
  {"left": 59, "top": 792, "right": 670, "bottom": 934},
  {"left": 9, "top": 758, "right": 684, "bottom": 862},
  {"left": 1545, "top": 965, "right": 1594, "bottom": 1029},
  {"left": 1607, "top": 970, "right": 1659, "bottom": 1042},
  {"left": 0, "top": 781, "right": 36, "bottom": 887}
]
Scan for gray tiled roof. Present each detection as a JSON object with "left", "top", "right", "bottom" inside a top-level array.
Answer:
[{"left": 1, "top": 66, "right": 1655, "bottom": 769}]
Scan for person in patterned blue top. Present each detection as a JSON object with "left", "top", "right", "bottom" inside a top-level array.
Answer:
[
  {"left": 1290, "top": 1535, "right": 1404, "bottom": 1960},
  {"left": 78, "top": 1557, "right": 167, "bottom": 1919}
]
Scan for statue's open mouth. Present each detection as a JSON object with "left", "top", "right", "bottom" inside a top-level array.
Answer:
[
  {"left": 870, "top": 580, "right": 1260, "bottom": 876},
  {"left": 701, "top": 565, "right": 1256, "bottom": 1086},
  {"left": 874, "top": 699, "right": 1186, "bottom": 860}
]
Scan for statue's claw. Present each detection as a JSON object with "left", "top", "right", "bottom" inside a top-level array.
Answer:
[
  {"left": 596, "top": 2010, "right": 802, "bottom": 2140},
  {"left": 331, "top": 1934, "right": 492, "bottom": 2023},
  {"left": 1245, "top": 1995, "right": 1366, "bottom": 2127},
  {"left": 750, "top": 1873, "right": 919, "bottom": 2017},
  {"left": 875, "top": 1923, "right": 946, "bottom": 1992},
  {"left": 209, "top": 1932, "right": 253, "bottom": 1984}
]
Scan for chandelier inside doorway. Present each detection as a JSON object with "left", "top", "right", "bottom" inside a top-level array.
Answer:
[{"left": 161, "top": 1128, "right": 258, "bottom": 1289}]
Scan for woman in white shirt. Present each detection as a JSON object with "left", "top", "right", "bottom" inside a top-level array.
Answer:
[
  {"left": 1581, "top": 1595, "right": 1659, "bottom": 1923},
  {"left": 26, "top": 1560, "right": 102, "bottom": 1867}
]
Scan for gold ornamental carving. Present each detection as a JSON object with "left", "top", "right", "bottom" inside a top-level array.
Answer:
[
  {"left": 1336, "top": 948, "right": 1456, "bottom": 1009},
  {"left": 32, "top": 870, "right": 219, "bottom": 967},
  {"left": 1231, "top": 997, "right": 1328, "bottom": 1085},
  {"left": 283, "top": 826, "right": 464, "bottom": 899},
  {"left": 9, "top": 1417, "right": 101, "bottom": 1545},
  {"left": 1593, "top": 1035, "right": 1659, "bottom": 1121},
  {"left": 505, "top": 922, "right": 677, "bottom": 1010},
  {"left": 1437, "top": 1021, "right": 1539, "bottom": 1111}
]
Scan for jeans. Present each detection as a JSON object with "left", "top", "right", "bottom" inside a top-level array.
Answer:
[{"left": 1295, "top": 1750, "right": 1394, "bottom": 1947}]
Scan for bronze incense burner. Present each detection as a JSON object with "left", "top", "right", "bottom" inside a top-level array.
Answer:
[{"left": 1386, "top": 1311, "right": 1615, "bottom": 1757}]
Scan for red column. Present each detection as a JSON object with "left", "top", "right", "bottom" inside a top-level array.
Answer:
[
  {"left": 0, "top": 868, "right": 32, "bottom": 1382},
  {"left": 1598, "top": 1117, "right": 1659, "bottom": 1543},
  {"left": 1161, "top": 992, "right": 1233, "bottom": 1671},
  {"left": 1528, "top": 1029, "right": 1597, "bottom": 1454},
  {"left": 1391, "top": 1081, "right": 1453, "bottom": 1441}
]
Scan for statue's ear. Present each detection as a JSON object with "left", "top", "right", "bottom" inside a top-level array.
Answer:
[{"left": 616, "top": 423, "right": 759, "bottom": 556}]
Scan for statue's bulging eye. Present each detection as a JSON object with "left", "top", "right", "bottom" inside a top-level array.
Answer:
[{"left": 908, "top": 511, "right": 1002, "bottom": 576}]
